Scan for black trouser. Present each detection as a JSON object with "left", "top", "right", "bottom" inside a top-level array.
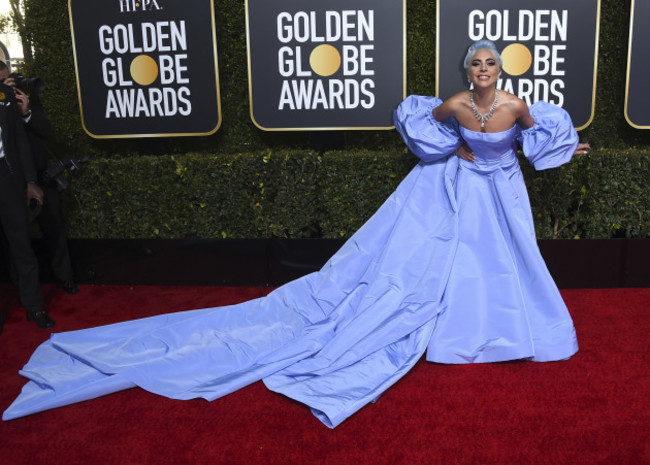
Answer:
[
  {"left": 0, "top": 158, "right": 44, "bottom": 315},
  {"left": 36, "top": 183, "right": 74, "bottom": 283}
]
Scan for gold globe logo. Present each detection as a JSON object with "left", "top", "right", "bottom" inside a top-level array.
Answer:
[
  {"left": 309, "top": 44, "right": 341, "bottom": 77},
  {"left": 130, "top": 54, "right": 159, "bottom": 86},
  {"left": 501, "top": 43, "right": 533, "bottom": 76}
]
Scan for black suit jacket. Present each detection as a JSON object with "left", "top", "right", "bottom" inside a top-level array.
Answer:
[
  {"left": 23, "top": 93, "right": 53, "bottom": 173},
  {"left": 0, "top": 83, "right": 36, "bottom": 184}
]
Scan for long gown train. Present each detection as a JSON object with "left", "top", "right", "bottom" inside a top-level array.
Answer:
[{"left": 3, "top": 96, "right": 579, "bottom": 428}]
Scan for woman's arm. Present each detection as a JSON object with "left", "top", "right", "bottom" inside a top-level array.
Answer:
[
  {"left": 432, "top": 94, "right": 461, "bottom": 122},
  {"left": 514, "top": 98, "right": 535, "bottom": 129}
]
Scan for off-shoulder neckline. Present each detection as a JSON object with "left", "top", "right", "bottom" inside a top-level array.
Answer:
[{"left": 460, "top": 124, "right": 518, "bottom": 135}]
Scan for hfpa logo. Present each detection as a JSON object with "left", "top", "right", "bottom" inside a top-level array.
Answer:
[{"left": 119, "top": 0, "right": 162, "bottom": 13}]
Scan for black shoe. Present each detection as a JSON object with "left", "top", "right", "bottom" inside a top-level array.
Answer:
[
  {"left": 58, "top": 280, "right": 79, "bottom": 295},
  {"left": 27, "top": 311, "right": 56, "bottom": 329}
]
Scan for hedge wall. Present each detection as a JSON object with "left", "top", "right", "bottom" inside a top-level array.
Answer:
[
  {"left": 16, "top": 0, "right": 650, "bottom": 240},
  {"left": 64, "top": 149, "right": 650, "bottom": 240}
]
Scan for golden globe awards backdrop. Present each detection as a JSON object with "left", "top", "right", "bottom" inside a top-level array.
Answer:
[
  {"left": 437, "top": 0, "right": 600, "bottom": 130},
  {"left": 625, "top": 0, "right": 650, "bottom": 129},
  {"left": 69, "top": 0, "right": 221, "bottom": 138},
  {"left": 246, "top": 0, "right": 406, "bottom": 131}
]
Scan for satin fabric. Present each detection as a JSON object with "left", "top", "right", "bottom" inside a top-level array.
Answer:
[{"left": 4, "top": 96, "right": 579, "bottom": 428}]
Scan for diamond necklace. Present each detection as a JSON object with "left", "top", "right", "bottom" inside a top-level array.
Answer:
[{"left": 469, "top": 90, "right": 499, "bottom": 129}]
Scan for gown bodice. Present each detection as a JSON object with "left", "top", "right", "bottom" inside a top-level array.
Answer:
[
  {"left": 459, "top": 126, "right": 519, "bottom": 169},
  {"left": 393, "top": 95, "right": 579, "bottom": 171}
]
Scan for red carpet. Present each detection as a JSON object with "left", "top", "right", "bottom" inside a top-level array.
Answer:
[{"left": 0, "top": 284, "right": 648, "bottom": 464}]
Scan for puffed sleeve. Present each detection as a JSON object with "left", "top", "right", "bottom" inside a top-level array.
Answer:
[
  {"left": 393, "top": 95, "right": 462, "bottom": 163},
  {"left": 517, "top": 101, "right": 579, "bottom": 170}
]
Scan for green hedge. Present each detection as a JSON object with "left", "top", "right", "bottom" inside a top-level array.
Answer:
[{"left": 63, "top": 150, "right": 650, "bottom": 240}]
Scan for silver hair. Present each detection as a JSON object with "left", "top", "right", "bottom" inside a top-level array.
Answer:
[{"left": 463, "top": 39, "right": 502, "bottom": 70}]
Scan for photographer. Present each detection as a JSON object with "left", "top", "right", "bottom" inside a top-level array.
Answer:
[
  {"left": 0, "top": 62, "right": 54, "bottom": 332},
  {"left": 0, "top": 62, "right": 78, "bottom": 297}
]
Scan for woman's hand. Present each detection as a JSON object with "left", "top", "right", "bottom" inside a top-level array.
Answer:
[
  {"left": 574, "top": 142, "right": 590, "bottom": 156},
  {"left": 456, "top": 143, "right": 475, "bottom": 162}
]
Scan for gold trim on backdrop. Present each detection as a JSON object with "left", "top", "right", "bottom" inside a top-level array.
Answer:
[
  {"left": 68, "top": 0, "right": 222, "bottom": 139},
  {"left": 244, "top": 0, "right": 257, "bottom": 130},
  {"left": 245, "top": 0, "right": 407, "bottom": 132},
  {"left": 578, "top": 0, "right": 601, "bottom": 132},
  {"left": 624, "top": 0, "right": 649, "bottom": 129},
  {"left": 624, "top": 0, "right": 637, "bottom": 128}
]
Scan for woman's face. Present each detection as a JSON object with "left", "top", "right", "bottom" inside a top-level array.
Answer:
[{"left": 467, "top": 49, "right": 501, "bottom": 89}]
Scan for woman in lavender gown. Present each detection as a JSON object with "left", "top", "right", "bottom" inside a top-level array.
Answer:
[{"left": 4, "top": 40, "right": 588, "bottom": 428}]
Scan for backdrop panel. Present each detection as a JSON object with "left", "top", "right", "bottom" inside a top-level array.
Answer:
[
  {"left": 246, "top": 0, "right": 406, "bottom": 131},
  {"left": 437, "top": 0, "right": 600, "bottom": 130},
  {"left": 69, "top": 0, "right": 221, "bottom": 138},
  {"left": 625, "top": 0, "right": 650, "bottom": 129}
]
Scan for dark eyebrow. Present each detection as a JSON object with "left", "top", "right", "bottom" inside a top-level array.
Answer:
[{"left": 471, "top": 58, "right": 496, "bottom": 65}]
